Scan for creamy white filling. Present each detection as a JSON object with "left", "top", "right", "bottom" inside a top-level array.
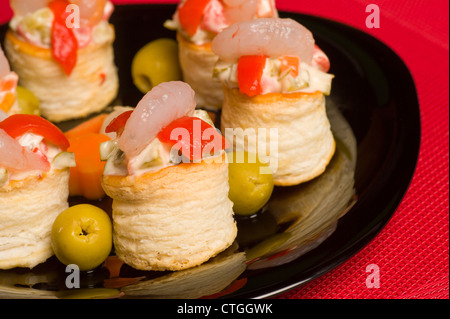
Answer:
[
  {"left": 10, "top": 2, "right": 114, "bottom": 48},
  {"left": 215, "top": 59, "right": 334, "bottom": 95}
]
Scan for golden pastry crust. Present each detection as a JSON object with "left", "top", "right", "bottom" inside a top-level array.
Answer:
[
  {"left": 177, "top": 33, "right": 223, "bottom": 111},
  {"left": 221, "top": 88, "right": 336, "bottom": 186},
  {"left": 0, "top": 169, "right": 70, "bottom": 269},
  {"left": 3, "top": 28, "right": 119, "bottom": 122},
  {"left": 102, "top": 153, "right": 237, "bottom": 271}
]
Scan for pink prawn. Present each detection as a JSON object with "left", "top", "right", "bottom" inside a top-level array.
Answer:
[
  {"left": 10, "top": 0, "right": 50, "bottom": 17},
  {"left": 196, "top": 0, "right": 278, "bottom": 35},
  {"left": 223, "top": 0, "right": 277, "bottom": 24},
  {"left": 223, "top": 0, "right": 259, "bottom": 24},
  {"left": 0, "top": 128, "right": 50, "bottom": 173},
  {"left": 71, "top": 0, "right": 109, "bottom": 27},
  {"left": 211, "top": 18, "right": 315, "bottom": 63},
  {"left": 118, "top": 81, "right": 197, "bottom": 159}
]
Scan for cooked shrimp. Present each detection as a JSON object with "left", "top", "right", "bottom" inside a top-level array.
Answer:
[
  {"left": 223, "top": 0, "right": 258, "bottom": 24},
  {"left": 223, "top": 0, "right": 277, "bottom": 24},
  {"left": 211, "top": 18, "right": 315, "bottom": 64},
  {"left": 10, "top": 0, "right": 49, "bottom": 17},
  {"left": 0, "top": 128, "right": 50, "bottom": 172},
  {"left": 118, "top": 81, "right": 197, "bottom": 158},
  {"left": 70, "top": 0, "right": 108, "bottom": 27},
  {"left": 200, "top": 0, "right": 229, "bottom": 35},
  {"left": 255, "top": 0, "right": 277, "bottom": 18}
]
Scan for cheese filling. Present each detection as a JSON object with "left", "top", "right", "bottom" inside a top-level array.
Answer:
[
  {"left": 9, "top": 2, "right": 115, "bottom": 49},
  {"left": 214, "top": 58, "right": 334, "bottom": 95}
]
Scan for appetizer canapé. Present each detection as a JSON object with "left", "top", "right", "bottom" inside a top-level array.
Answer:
[
  {"left": 166, "top": 0, "right": 278, "bottom": 111},
  {"left": 4, "top": 0, "right": 119, "bottom": 122},
  {"left": 101, "top": 81, "right": 236, "bottom": 271},
  {"left": 212, "top": 18, "right": 336, "bottom": 186},
  {"left": 0, "top": 114, "right": 75, "bottom": 269}
]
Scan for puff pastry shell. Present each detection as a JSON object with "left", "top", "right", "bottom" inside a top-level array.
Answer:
[
  {"left": 221, "top": 88, "right": 335, "bottom": 186},
  {"left": 177, "top": 33, "right": 223, "bottom": 111},
  {"left": 3, "top": 28, "right": 119, "bottom": 122},
  {"left": 102, "top": 153, "right": 237, "bottom": 271},
  {"left": 0, "top": 169, "right": 70, "bottom": 269}
]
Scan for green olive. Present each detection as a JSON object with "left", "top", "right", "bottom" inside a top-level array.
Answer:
[
  {"left": 16, "top": 86, "right": 40, "bottom": 116},
  {"left": 227, "top": 151, "right": 274, "bottom": 216},
  {"left": 131, "top": 38, "right": 182, "bottom": 94}
]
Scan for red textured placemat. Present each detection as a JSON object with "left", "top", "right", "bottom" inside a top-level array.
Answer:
[
  {"left": 274, "top": 0, "right": 449, "bottom": 300},
  {"left": 1, "top": 0, "right": 448, "bottom": 300}
]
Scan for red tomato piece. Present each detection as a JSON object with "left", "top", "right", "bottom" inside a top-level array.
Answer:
[
  {"left": 104, "top": 110, "right": 134, "bottom": 137},
  {"left": 0, "top": 114, "right": 70, "bottom": 151},
  {"left": 157, "top": 116, "right": 229, "bottom": 162},
  {"left": 237, "top": 55, "right": 268, "bottom": 97},
  {"left": 49, "top": 0, "right": 79, "bottom": 76},
  {"left": 178, "top": 0, "right": 211, "bottom": 37},
  {"left": 312, "top": 45, "right": 331, "bottom": 73}
]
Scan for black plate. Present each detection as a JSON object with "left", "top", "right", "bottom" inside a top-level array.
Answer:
[{"left": 0, "top": 4, "right": 420, "bottom": 299}]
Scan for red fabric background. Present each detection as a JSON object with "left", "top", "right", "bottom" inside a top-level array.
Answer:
[{"left": 0, "top": 0, "right": 448, "bottom": 299}]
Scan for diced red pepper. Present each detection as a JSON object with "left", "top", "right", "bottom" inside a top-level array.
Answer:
[
  {"left": 0, "top": 114, "right": 70, "bottom": 150},
  {"left": 104, "top": 110, "right": 133, "bottom": 137},
  {"left": 157, "top": 116, "right": 229, "bottom": 162},
  {"left": 178, "top": 0, "right": 211, "bottom": 37},
  {"left": 237, "top": 55, "right": 268, "bottom": 97},
  {"left": 49, "top": 0, "right": 79, "bottom": 76},
  {"left": 312, "top": 45, "right": 330, "bottom": 73}
]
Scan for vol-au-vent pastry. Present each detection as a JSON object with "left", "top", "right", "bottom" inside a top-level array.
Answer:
[
  {"left": 0, "top": 46, "right": 19, "bottom": 115},
  {"left": 101, "top": 81, "right": 237, "bottom": 271},
  {"left": 212, "top": 18, "right": 336, "bottom": 186},
  {"left": 0, "top": 113, "right": 76, "bottom": 270},
  {"left": 165, "top": 0, "right": 278, "bottom": 111},
  {"left": 4, "top": 0, "right": 119, "bottom": 122}
]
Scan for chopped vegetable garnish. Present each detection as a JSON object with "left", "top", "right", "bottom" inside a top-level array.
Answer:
[
  {"left": 157, "top": 116, "right": 229, "bottom": 162},
  {"left": 237, "top": 55, "right": 267, "bottom": 97}
]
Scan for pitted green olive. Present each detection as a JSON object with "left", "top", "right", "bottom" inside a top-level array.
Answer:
[
  {"left": 227, "top": 151, "right": 274, "bottom": 216},
  {"left": 16, "top": 86, "right": 40, "bottom": 116},
  {"left": 131, "top": 38, "right": 182, "bottom": 94}
]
